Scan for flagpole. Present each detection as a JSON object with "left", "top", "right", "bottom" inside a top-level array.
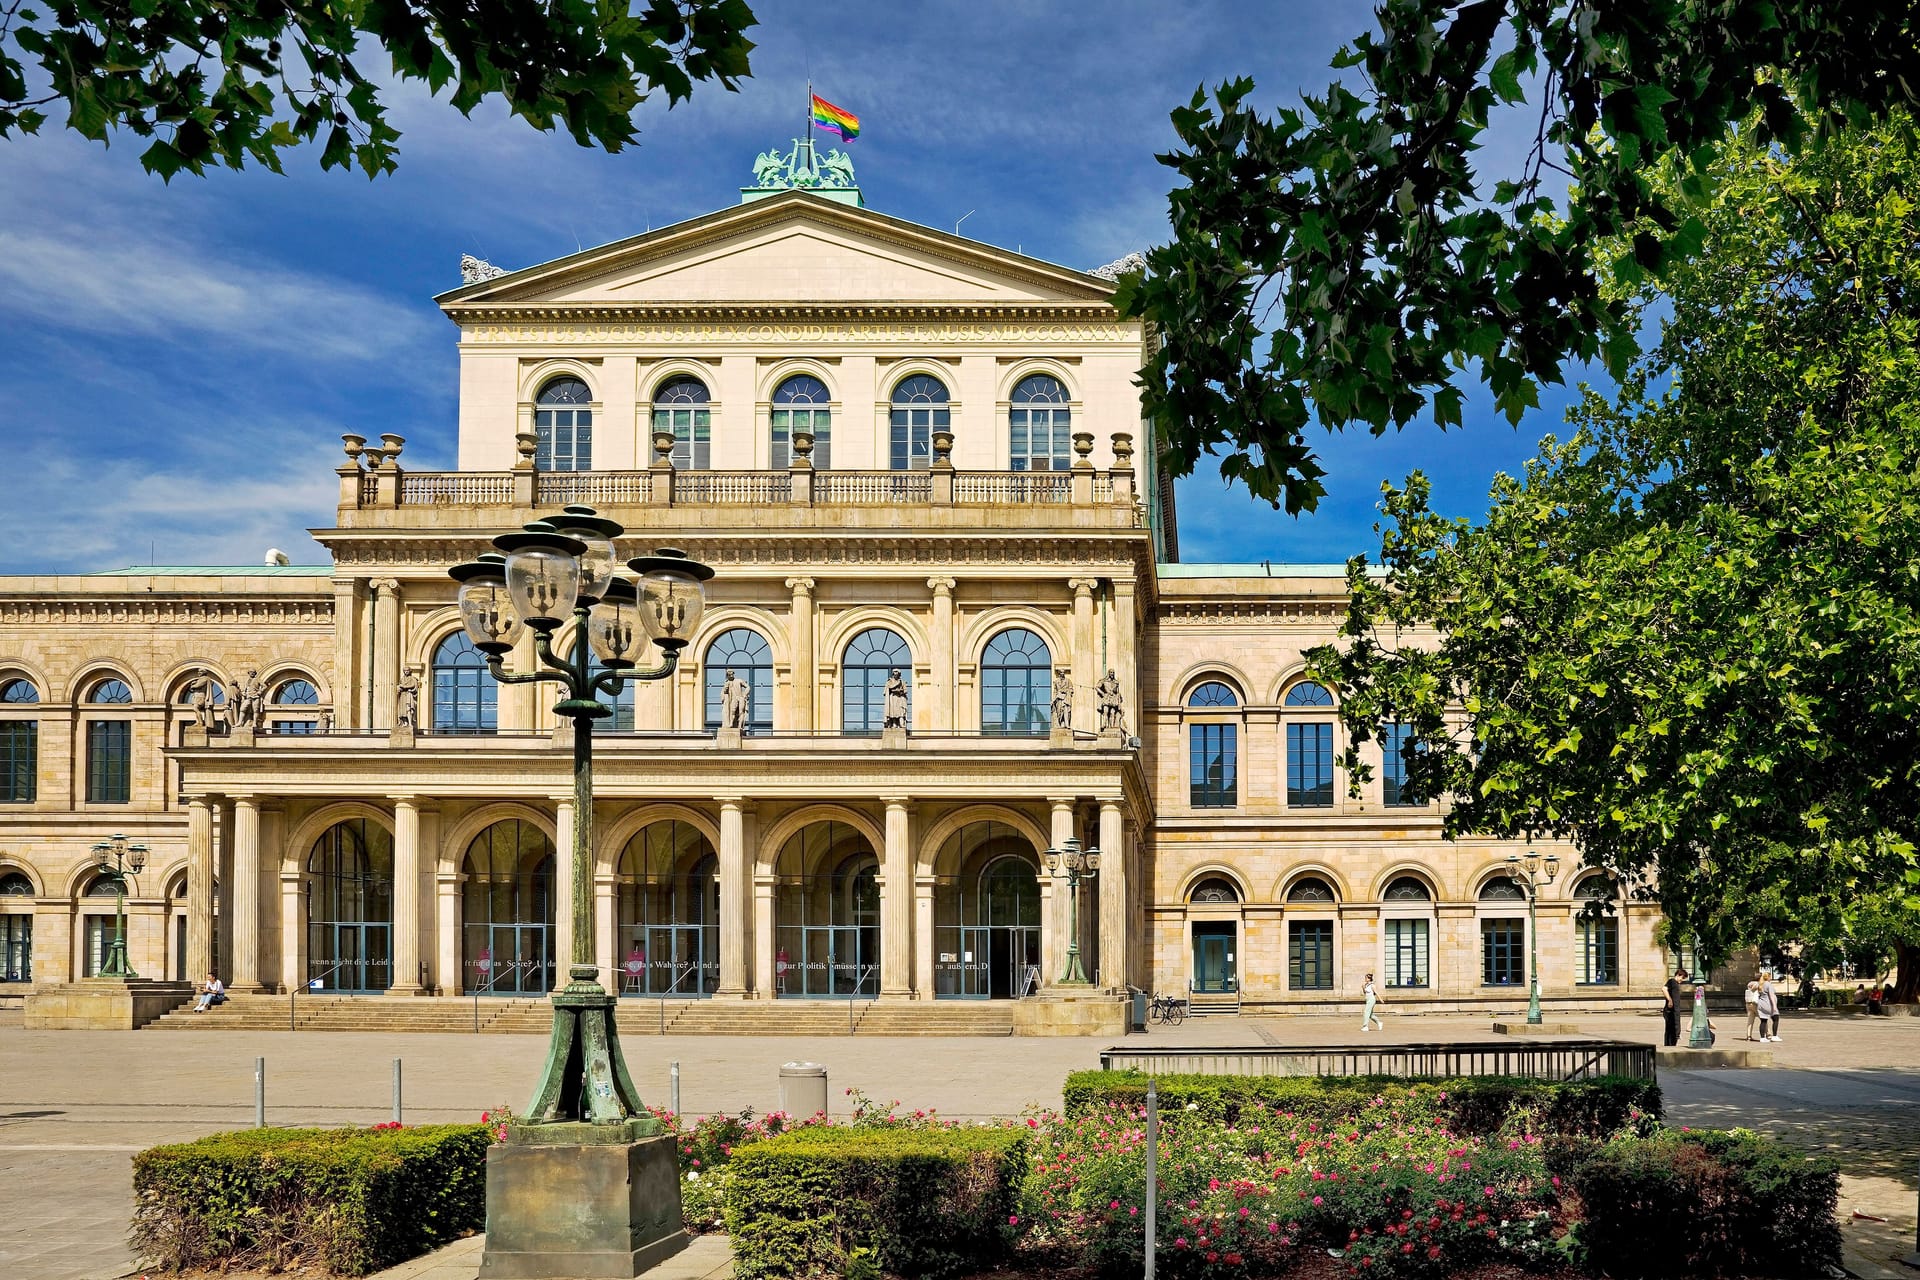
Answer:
[{"left": 805, "top": 79, "right": 815, "bottom": 174}]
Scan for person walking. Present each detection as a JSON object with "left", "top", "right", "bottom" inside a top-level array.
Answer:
[
  {"left": 1360, "top": 973, "right": 1384, "bottom": 1032},
  {"left": 1663, "top": 967, "right": 1687, "bottom": 1047},
  {"left": 1743, "top": 977, "right": 1761, "bottom": 1040},
  {"left": 1756, "top": 972, "right": 1781, "bottom": 1041}
]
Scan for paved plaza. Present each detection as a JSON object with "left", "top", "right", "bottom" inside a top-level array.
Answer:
[{"left": 1, "top": 1013, "right": 1914, "bottom": 1280}]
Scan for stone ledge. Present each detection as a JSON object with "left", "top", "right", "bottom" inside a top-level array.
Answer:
[
  {"left": 1012, "top": 992, "right": 1128, "bottom": 1037},
  {"left": 1655, "top": 1046, "right": 1774, "bottom": 1070},
  {"left": 25, "top": 978, "right": 194, "bottom": 1030},
  {"left": 1490, "top": 1020, "right": 1586, "bottom": 1036}
]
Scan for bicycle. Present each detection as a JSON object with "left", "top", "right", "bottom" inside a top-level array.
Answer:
[{"left": 1148, "top": 992, "right": 1186, "bottom": 1026}]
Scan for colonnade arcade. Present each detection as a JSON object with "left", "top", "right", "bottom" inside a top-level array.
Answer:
[{"left": 182, "top": 793, "right": 1134, "bottom": 1000}]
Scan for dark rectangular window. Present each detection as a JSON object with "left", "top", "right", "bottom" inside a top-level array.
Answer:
[
  {"left": 1189, "top": 723, "right": 1237, "bottom": 808},
  {"left": 1481, "top": 918, "right": 1525, "bottom": 986},
  {"left": 1385, "top": 918, "right": 1429, "bottom": 987},
  {"left": 1, "top": 721, "right": 35, "bottom": 802},
  {"left": 1286, "top": 722, "right": 1334, "bottom": 807},
  {"left": 1382, "top": 722, "right": 1418, "bottom": 807},
  {"left": 271, "top": 720, "right": 318, "bottom": 735},
  {"left": 535, "top": 406, "right": 592, "bottom": 471},
  {"left": 1, "top": 914, "right": 30, "bottom": 981},
  {"left": 1578, "top": 917, "right": 1620, "bottom": 985},
  {"left": 1288, "top": 920, "right": 1334, "bottom": 990},
  {"left": 86, "top": 720, "right": 131, "bottom": 804}
]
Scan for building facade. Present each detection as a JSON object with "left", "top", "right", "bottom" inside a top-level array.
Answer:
[{"left": 0, "top": 169, "right": 1667, "bottom": 1017}]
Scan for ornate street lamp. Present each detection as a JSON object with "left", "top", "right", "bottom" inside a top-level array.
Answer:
[
  {"left": 1505, "top": 849, "right": 1561, "bottom": 1025},
  {"left": 1042, "top": 836, "right": 1101, "bottom": 985},
  {"left": 91, "top": 833, "right": 148, "bottom": 979},
  {"left": 449, "top": 504, "right": 712, "bottom": 1124}
]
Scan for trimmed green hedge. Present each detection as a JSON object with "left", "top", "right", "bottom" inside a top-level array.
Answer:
[
  {"left": 1062, "top": 1069, "right": 1660, "bottom": 1136},
  {"left": 131, "top": 1124, "right": 489, "bottom": 1275},
  {"left": 1554, "top": 1129, "right": 1842, "bottom": 1278},
  {"left": 726, "top": 1125, "right": 1028, "bottom": 1279}
]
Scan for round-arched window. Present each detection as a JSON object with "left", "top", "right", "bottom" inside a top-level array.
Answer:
[
  {"left": 1188, "top": 681, "right": 1239, "bottom": 708},
  {"left": 431, "top": 632, "right": 497, "bottom": 733},
  {"left": 841, "top": 628, "right": 911, "bottom": 734},
  {"left": 273, "top": 679, "right": 319, "bottom": 705},
  {"left": 771, "top": 374, "right": 832, "bottom": 469},
  {"left": 89, "top": 678, "right": 133, "bottom": 704},
  {"left": 890, "top": 375, "right": 950, "bottom": 471},
  {"left": 1284, "top": 681, "right": 1335, "bottom": 707},
  {"left": 535, "top": 377, "right": 593, "bottom": 472},
  {"left": 1009, "top": 374, "right": 1070, "bottom": 471},
  {"left": 653, "top": 376, "right": 711, "bottom": 470},
  {"left": 1384, "top": 876, "right": 1432, "bottom": 901},
  {"left": 981, "top": 628, "right": 1052, "bottom": 736},
  {"left": 704, "top": 629, "right": 773, "bottom": 732},
  {"left": 1286, "top": 876, "right": 1336, "bottom": 903},
  {"left": 1190, "top": 876, "right": 1241, "bottom": 904},
  {"left": 1, "top": 678, "right": 38, "bottom": 704},
  {"left": 0, "top": 871, "right": 33, "bottom": 895},
  {"left": 1479, "top": 878, "right": 1526, "bottom": 901}
]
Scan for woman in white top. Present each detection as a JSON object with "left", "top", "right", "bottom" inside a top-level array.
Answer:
[
  {"left": 1361, "top": 973, "right": 1384, "bottom": 1031},
  {"left": 192, "top": 972, "right": 225, "bottom": 1012},
  {"left": 1743, "top": 978, "right": 1761, "bottom": 1040}
]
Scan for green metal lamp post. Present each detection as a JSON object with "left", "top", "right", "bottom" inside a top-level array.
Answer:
[
  {"left": 1505, "top": 849, "right": 1560, "bottom": 1025},
  {"left": 91, "top": 833, "right": 148, "bottom": 979},
  {"left": 1042, "top": 837, "right": 1101, "bottom": 985},
  {"left": 449, "top": 504, "right": 712, "bottom": 1125}
]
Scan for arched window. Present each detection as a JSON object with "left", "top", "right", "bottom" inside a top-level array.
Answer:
[
  {"left": 773, "top": 821, "right": 880, "bottom": 997},
  {"left": 1285, "top": 681, "right": 1335, "bottom": 808},
  {"left": 771, "top": 375, "right": 831, "bottom": 469},
  {"left": 1576, "top": 876, "right": 1619, "bottom": 986},
  {"left": 703, "top": 629, "right": 773, "bottom": 732},
  {"left": 1479, "top": 877, "right": 1526, "bottom": 987},
  {"left": 1287, "top": 876, "right": 1336, "bottom": 903},
  {"left": 89, "top": 678, "right": 133, "bottom": 704},
  {"left": 981, "top": 628, "right": 1052, "bottom": 737},
  {"left": 1, "top": 682, "right": 36, "bottom": 805},
  {"left": 1009, "top": 374, "right": 1070, "bottom": 471},
  {"left": 431, "top": 632, "right": 497, "bottom": 734},
  {"left": 1, "top": 678, "right": 38, "bottom": 704},
  {"left": 1187, "top": 680, "right": 1240, "bottom": 809},
  {"left": 1285, "top": 877, "right": 1337, "bottom": 991},
  {"left": 307, "top": 818, "right": 394, "bottom": 992},
  {"left": 274, "top": 679, "right": 319, "bottom": 705},
  {"left": 841, "top": 628, "right": 911, "bottom": 734},
  {"left": 1382, "top": 876, "right": 1432, "bottom": 989},
  {"left": 617, "top": 821, "right": 719, "bottom": 996},
  {"left": 1384, "top": 876, "right": 1431, "bottom": 901},
  {"left": 462, "top": 820, "right": 556, "bottom": 995},
  {"left": 931, "top": 821, "right": 1042, "bottom": 998},
  {"left": 535, "top": 377, "right": 593, "bottom": 472},
  {"left": 653, "top": 376, "right": 711, "bottom": 471},
  {"left": 0, "top": 872, "right": 31, "bottom": 895},
  {"left": 890, "top": 375, "right": 949, "bottom": 471},
  {"left": 1189, "top": 876, "right": 1240, "bottom": 904}
]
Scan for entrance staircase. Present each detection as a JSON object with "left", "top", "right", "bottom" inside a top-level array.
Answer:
[
  {"left": 148, "top": 993, "right": 1015, "bottom": 1036},
  {"left": 1187, "top": 989, "right": 1242, "bottom": 1017}
]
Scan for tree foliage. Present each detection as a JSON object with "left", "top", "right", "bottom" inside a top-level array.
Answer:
[
  {"left": 1309, "top": 113, "right": 1920, "bottom": 997},
  {"left": 0, "top": 0, "right": 756, "bottom": 178},
  {"left": 1116, "top": 0, "right": 1920, "bottom": 512}
]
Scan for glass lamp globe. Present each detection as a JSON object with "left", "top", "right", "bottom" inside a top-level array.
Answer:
[
  {"left": 129, "top": 844, "right": 148, "bottom": 874},
  {"left": 493, "top": 524, "right": 587, "bottom": 629},
  {"left": 544, "top": 505, "right": 624, "bottom": 605},
  {"left": 588, "top": 579, "right": 647, "bottom": 666},
  {"left": 449, "top": 554, "right": 526, "bottom": 655},
  {"left": 1043, "top": 848, "right": 1061, "bottom": 874},
  {"left": 628, "top": 547, "right": 714, "bottom": 653},
  {"left": 1083, "top": 848, "right": 1102, "bottom": 873}
]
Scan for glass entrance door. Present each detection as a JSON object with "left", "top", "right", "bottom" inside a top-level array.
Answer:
[
  {"left": 1192, "top": 922, "right": 1238, "bottom": 994},
  {"left": 467, "top": 922, "right": 551, "bottom": 995},
  {"left": 310, "top": 921, "right": 390, "bottom": 992},
  {"left": 779, "top": 923, "right": 879, "bottom": 997},
  {"left": 619, "top": 922, "right": 718, "bottom": 996}
]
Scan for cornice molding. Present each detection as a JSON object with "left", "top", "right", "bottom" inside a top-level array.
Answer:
[
  {"left": 0, "top": 598, "right": 333, "bottom": 626},
  {"left": 1157, "top": 600, "right": 1347, "bottom": 624},
  {"left": 447, "top": 307, "right": 1136, "bottom": 345}
]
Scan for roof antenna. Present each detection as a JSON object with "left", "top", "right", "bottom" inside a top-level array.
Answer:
[
  {"left": 1263, "top": 558, "right": 1272, "bottom": 576},
  {"left": 955, "top": 209, "right": 974, "bottom": 237}
]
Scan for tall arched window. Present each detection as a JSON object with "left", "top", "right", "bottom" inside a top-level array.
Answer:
[
  {"left": 771, "top": 374, "right": 831, "bottom": 469},
  {"left": 1575, "top": 876, "right": 1620, "bottom": 986},
  {"left": 1382, "top": 876, "right": 1432, "bottom": 989},
  {"left": 617, "top": 821, "right": 719, "bottom": 996},
  {"left": 307, "top": 818, "right": 393, "bottom": 992},
  {"left": 1, "top": 679, "right": 36, "bottom": 805},
  {"left": 653, "top": 376, "right": 711, "bottom": 470},
  {"left": 1187, "top": 681, "right": 1239, "bottom": 808},
  {"left": 535, "top": 377, "right": 593, "bottom": 471},
  {"left": 1479, "top": 878, "right": 1527, "bottom": 987},
  {"left": 462, "top": 820, "right": 556, "bottom": 995},
  {"left": 703, "top": 629, "right": 773, "bottom": 732},
  {"left": 431, "top": 632, "right": 497, "bottom": 734},
  {"left": 1009, "top": 374, "right": 1070, "bottom": 471},
  {"left": 1287, "top": 875, "right": 1337, "bottom": 991},
  {"left": 841, "top": 628, "right": 911, "bottom": 734},
  {"left": 1284, "top": 680, "right": 1336, "bottom": 808},
  {"left": 890, "top": 375, "right": 949, "bottom": 470},
  {"left": 0, "top": 869, "right": 32, "bottom": 982},
  {"left": 981, "top": 628, "right": 1052, "bottom": 736},
  {"left": 85, "top": 677, "right": 132, "bottom": 804},
  {"left": 89, "top": 678, "right": 133, "bottom": 704},
  {"left": 270, "top": 677, "right": 321, "bottom": 736}
]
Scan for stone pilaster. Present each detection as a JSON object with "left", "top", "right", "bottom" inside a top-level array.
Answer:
[
  {"left": 1097, "top": 800, "right": 1128, "bottom": 989},
  {"left": 185, "top": 796, "right": 213, "bottom": 981},
  {"left": 230, "top": 796, "right": 261, "bottom": 991},
  {"left": 390, "top": 796, "right": 423, "bottom": 993},
  {"left": 927, "top": 577, "right": 956, "bottom": 729},
  {"left": 716, "top": 797, "right": 749, "bottom": 997},
  {"left": 370, "top": 578, "right": 401, "bottom": 730},
  {"left": 882, "top": 797, "right": 913, "bottom": 997},
  {"left": 786, "top": 578, "right": 815, "bottom": 731}
]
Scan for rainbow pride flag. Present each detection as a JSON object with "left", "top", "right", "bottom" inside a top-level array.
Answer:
[{"left": 811, "top": 94, "right": 859, "bottom": 142}]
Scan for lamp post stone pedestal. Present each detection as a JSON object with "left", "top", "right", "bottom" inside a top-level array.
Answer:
[{"left": 477, "top": 1121, "right": 686, "bottom": 1279}]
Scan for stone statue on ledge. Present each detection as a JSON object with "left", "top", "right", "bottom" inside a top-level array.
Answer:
[
  {"left": 395, "top": 668, "right": 420, "bottom": 731},
  {"left": 720, "top": 669, "right": 751, "bottom": 731},
  {"left": 883, "top": 669, "right": 909, "bottom": 729},
  {"left": 1096, "top": 668, "right": 1127, "bottom": 735},
  {"left": 1051, "top": 668, "right": 1073, "bottom": 730},
  {"left": 183, "top": 668, "right": 217, "bottom": 729}
]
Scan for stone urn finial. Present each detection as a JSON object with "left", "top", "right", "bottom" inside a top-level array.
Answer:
[
  {"left": 341, "top": 433, "right": 367, "bottom": 466},
  {"left": 1072, "top": 430, "right": 1096, "bottom": 467},
  {"left": 379, "top": 433, "right": 406, "bottom": 466},
  {"left": 652, "top": 429, "right": 676, "bottom": 466},
  {"left": 1111, "top": 431, "right": 1135, "bottom": 467},
  {"left": 793, "top": 429, "right": 815, "bottom": 459},
  {"left": 931, "top": 429, "right": 955, "bottom": 466},
  {"left": 362, "top": 444, "right": 387, "bottom": 469},
  {"left": 514, "top": 430, "right": 539, "bottom": 469}
]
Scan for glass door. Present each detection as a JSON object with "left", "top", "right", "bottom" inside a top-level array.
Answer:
[{"left": 1192, "top": 923, "right": 1238, "bottom": 994}]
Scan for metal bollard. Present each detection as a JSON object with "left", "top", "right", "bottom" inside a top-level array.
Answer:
[
  {"left": 1144, "top": 1076, "right": 1157, "bottom": 1280},
  {"left": 255, "top": 1056, "right": 266, "bottom": 1128},
  {"left": 670, "top": 1061, "right": 681, "bottom": 1118},
  {"left": 392, "top": 1058, "right": 403, "bottom": 1125}
]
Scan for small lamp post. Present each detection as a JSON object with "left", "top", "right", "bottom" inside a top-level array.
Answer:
[
  {"left": 1505, "top": 850, "right": 1560, "bottom": 1025},
  {"left": 448, "top": 504, "right": 712, "bottom": 1124},
  {"left": 91, "top": 833, "right": 148, "bottom": 979},
  {"left": 1042, "top": 836, "right": 1101, "bottom": 985}
]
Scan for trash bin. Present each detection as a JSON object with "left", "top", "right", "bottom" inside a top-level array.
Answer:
[
  {"left": 1128, "top": 987, "right": 1147, "bottom": 1033},
  {"left": 780, "top": 1061, "right": 828, "bottom": 1119}
]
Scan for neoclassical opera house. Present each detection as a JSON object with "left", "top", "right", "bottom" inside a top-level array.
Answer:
[{"left": 0, "top": 152, "right": 1670, "bottom": 1031}]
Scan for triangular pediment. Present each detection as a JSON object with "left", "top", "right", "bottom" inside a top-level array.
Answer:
[{"left": 437, "top": 192, "right": 1116, "bottom": 311}]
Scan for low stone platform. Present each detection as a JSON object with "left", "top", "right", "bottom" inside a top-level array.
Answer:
[
  {"left": 25, "top": 977, "right": 193, "bottom": 1029},
  {"left": 1656, "top": 1046, "right": 1774, "bottom": 1070},
  {"left": 370, "top": 1233, "right": 734, "bottom": 1280},
  {"left": 1490, "top": 1020, "right": 1585, "bottom": 1036}
]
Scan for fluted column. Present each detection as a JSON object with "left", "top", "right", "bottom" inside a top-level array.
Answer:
[
  {"left": 717, "top": 798, "right": 749, "bottom": 997},
  {"left": 786, "top": 577, "right": 816, "bottom": 731},
  {"left": 1097, "top": 800, "right": 1128, "bottom": 990},
  {"left": 551, "top": 797, "right": 574, "bottom": 991},
  {"left": 927, "top": 577, "right": 956, "bottom": 729},
  {"left": 331, "top": 578, "right": 362, "bottom": 729},
  {"left": 436, "top": 871, "right": 460, "bottom": 993},
  {"left": 216, "top": 801, "right": 235, "bottom": 980},
  {"left": 186, "top": 797, "right": 213, "bottom": 981},
  {"left": 391, "top": 797, "right": 422, "bottom": 993},
  {"left": 370, "top": 578, "right": 401, "bottom": 729},
  {"left": 753, "top": 874, "right": 776, "bottom": 998},
  {"left": 914, "top": 875, "right": 936, "bottom": 1000},
  {"left": 1045, "top": 797, "right": 1075, "bottom": 986},
  {"left": 279, "top": 872, "right": 303, "bottom": 992},
  {"left": 1068, "top": 578, "right": 1098, "bottom": 732},
  {"left": 882, "top": 797, "right": 913, "bottom": 996},
  {"left": 230, "top": 796, "right": 261, "bottom": 991}
]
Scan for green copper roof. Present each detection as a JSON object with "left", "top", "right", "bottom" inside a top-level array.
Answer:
[{"left": 90, "top": 565, "right": 334, "bottom": 576}]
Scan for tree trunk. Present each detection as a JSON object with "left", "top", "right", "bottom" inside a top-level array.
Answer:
[{"left": 1892, "top": 939, "right": 1918, "bottom": 1005}]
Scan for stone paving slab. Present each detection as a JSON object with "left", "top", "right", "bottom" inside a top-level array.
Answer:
[{"left": 365, "top": 1233, "right": 734, "bottom": 1280}]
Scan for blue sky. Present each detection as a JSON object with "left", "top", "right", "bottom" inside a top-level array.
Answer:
[{"left": 0, "top": 0, "right": 1592, "bottom": 572}]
